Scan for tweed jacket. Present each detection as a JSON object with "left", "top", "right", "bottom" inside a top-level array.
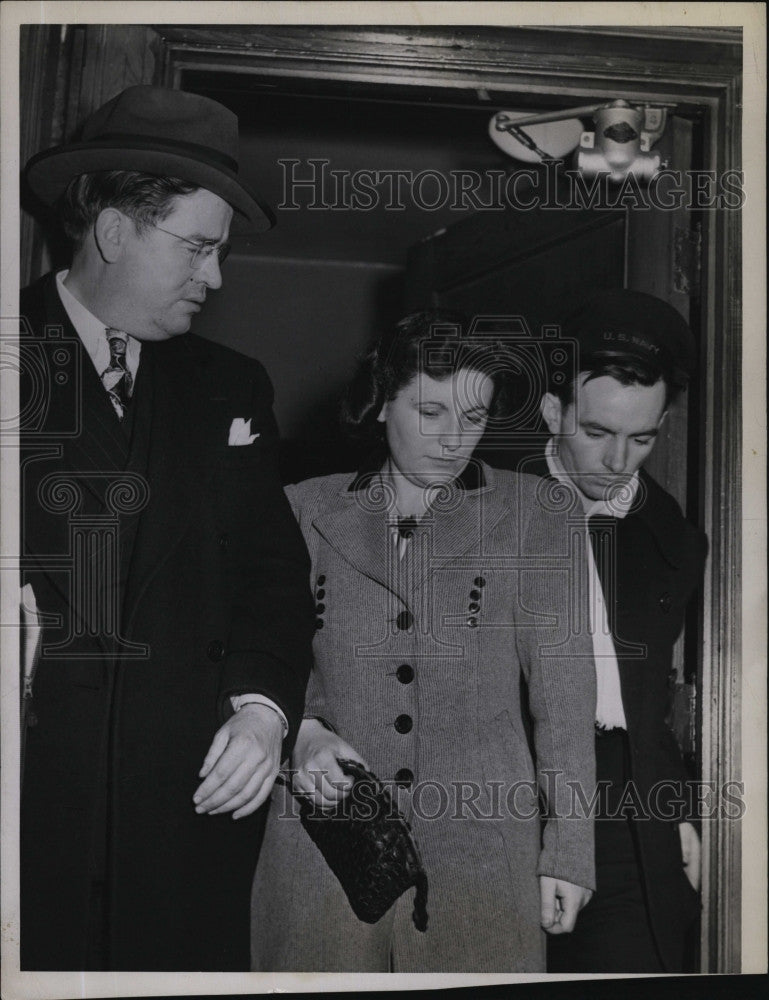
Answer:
[
  {"left": 251, "top": 461, "right": 596, "bottom": 973},
  {"left": 19, "top": 272, "right": 315, "bottom": 970}
]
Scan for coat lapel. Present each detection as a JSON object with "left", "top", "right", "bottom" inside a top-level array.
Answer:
[
  {"left": 310, "top": 462, "right": 506, "bottom": 604},
  {"left": 311, "top": 490, "right": 399, "bottom": 597},
  {"left": 409, "top": 463, "right": 505, "bottom": 596},
  {"left": 123, "top": 336, "right": 225, "bottom": 625},
  {"left": 632, "top": 470, "right": 688, "bottom": 569},
  {"left": 21, "top": 277, "right": 133, "bottom": 652},
  {"left": 414, "top": 484, "right": 504, "bottom": 589},
  {"left": 31, "top": 275, "right": 128, "bottom": 506}
]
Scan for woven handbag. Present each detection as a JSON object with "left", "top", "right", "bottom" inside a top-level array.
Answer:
[{"left": 297, "top": 758, "right": 429, "bottom": 931}]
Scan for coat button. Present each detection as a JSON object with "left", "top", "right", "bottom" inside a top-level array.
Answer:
[
  {"left": 659, "top": 593, "right": 672, "bottom": 613},
  {"left": 474, "top": 576, "right": 486, "bottom": 588},
  {"left": 396, "top": 610, "right": 413, "bottom": 631},
  {"left": 317, "top": 575, "right": 326, "bottom": 586},
  {"left": 316, "top": 602, "right": 326, "bottom": 614},
  {"left": 316, "top": 588, "right": 325, "bottom": 600},
  {"left": 396, "top": 664, "right": 414, "bottom": 684},
  {"left": 467, "top": 617, "right": 478, "bottom": 628},
  {"left": 468, "top": 602, "right": 480, "bottom": 613},
  {"left": 394, "top": 714, "right": 413, "bottom": 734},
  {"left": 218, "top": 533, "right": 229, "bottom": 551},
  {"left": 395, "top": 768, "right": 414, "bottom": 787},
  {"left": 207, "top": 639, "right": 225, "bottom": 662},
  {"left": 470, "top": 589, "right": 481, "bottom": 601},
  {"left": 315, "top": 618, "right": 324, "bottom": 631}
]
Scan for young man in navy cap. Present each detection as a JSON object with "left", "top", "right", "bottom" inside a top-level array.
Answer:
[
  {"left": 502, "top": 290, "right": 707, "bottom": 972},
  {"left": 19, "top": 86, "right": 315, "bottom": 970}
]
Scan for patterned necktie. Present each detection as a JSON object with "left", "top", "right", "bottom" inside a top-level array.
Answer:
[{"left": 101, "top": 328, "right": 133, "bottom": 420}]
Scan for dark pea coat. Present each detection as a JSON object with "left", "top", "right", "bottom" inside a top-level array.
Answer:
[
  {"left": 512, "top": 451, "right": 708, "bottom": 971},
  {"left": 19, "top": 273, "right": 315, "bottom": 970},
  {"left": 251, "top": 462, "right": 597, "bottom": 972}
]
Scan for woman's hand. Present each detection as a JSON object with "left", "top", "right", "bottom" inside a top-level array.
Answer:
[
  {"left": 539, "top": 877, "right": 593, "bottom": 934},
  {"left": 290, "top": 718, "right": 369, "bottom": 809}
]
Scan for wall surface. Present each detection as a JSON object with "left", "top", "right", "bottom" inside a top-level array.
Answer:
[{"left": 191, "top": 254, "right": 404, "bottom": 479}]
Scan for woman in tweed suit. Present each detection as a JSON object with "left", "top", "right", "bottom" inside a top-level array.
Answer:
[{"left": 251, "top": 312, "right": 597, "bottom": 972}]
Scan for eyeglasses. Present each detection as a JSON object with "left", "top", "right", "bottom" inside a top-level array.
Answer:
[{"left": 152, "top": 224, "right": 231, "bottom": 270}]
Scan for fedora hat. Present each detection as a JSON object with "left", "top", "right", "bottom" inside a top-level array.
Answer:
[{"left": 24, "top": 85, "right": 274, "bottom": 232}]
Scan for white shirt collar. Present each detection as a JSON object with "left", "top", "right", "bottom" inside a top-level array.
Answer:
[
  {"left": 56, "top": 269, "right": 141, "bottom": 380},
  {"left": 545, "top": 437, "right": 630, "bottom": 729},
  {"left": 545, "top": 437, "right": 638, "bottom": 519}
]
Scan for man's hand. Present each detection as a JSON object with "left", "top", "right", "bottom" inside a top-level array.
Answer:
[
  {"left": 193, "top": 703, "right": 284, "bottom": 820},
  {"left": 290, "top": 718, "right": 369, "bottom": 809},
  {"left": 679, "top": 821, "right": 702, "bottom": 891},
  {"left": 539, "top": 876, "right": 593, "bottom": 935}
]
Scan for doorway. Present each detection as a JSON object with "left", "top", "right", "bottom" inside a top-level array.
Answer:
[{"left": 17, "top": 23, "right": 743, "bottom": 972}]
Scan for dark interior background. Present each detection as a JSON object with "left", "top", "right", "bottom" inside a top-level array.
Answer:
[{"left": 183, "top": 72, "right": 553, "bottom": 481}]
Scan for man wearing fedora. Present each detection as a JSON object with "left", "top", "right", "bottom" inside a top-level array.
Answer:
[
  {"left": 491, "top": 290, "right": 707, "bottom": 972},
  {"left": 19, "top": 85, "right": 315, "bottom": 970}
]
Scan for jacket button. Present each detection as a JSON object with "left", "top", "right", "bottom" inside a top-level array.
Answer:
[
  {"left": 394, "top": 714, "right": 413, "bottom": 734},
  {"left": 218, "top": 533, "right": 229, "bottom": 551},
  {"left": 396, "top": 664, "right": 414, "bottom": 684},
  {"left": 470, "top": 589, "right": 481, "bottom": 601},
  {"left": 207, "top": 639, "right": 225, "bottom": 662},
  {"left": 659, "top": 593, "right": 672, "bottom": 613},
  {"left": 468, "top": 602, "right": 480, "bottom": 613},
  {"left": 315, "top": 618, "right": 324, "bottom": 631},
  {"left": 474, "top": 576, "right": 486, "bottom": 588},
  {"left": 316, "top": 588, "right": 325, "bottom": 600},
  {"left": 316, "top": 602, "right": 326, "bottom": 614},
  {"left": 395, "top": 768, "right": 414, "bottom": 787},
  {"left": 396, "top": 610, "right": 413, "bottom": 631},
  {"left": 467, "top": 617, "right": 478, "bottom": 628},
  {"left": 317, "top": 575, "right": 326, "bottom": 586}
]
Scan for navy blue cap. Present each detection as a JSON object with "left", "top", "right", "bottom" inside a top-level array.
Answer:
[{"left": 563, "top": 290, "right": 696, "bottom": 377}]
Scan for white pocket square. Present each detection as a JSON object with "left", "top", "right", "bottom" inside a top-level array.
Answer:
[{"left": 228, "top": 417, "right": 260, "bottom": 446}]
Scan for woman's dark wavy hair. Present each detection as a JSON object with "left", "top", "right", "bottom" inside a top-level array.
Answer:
[{"left": 341, "top": 309, "right": 516, "bottom": 442}]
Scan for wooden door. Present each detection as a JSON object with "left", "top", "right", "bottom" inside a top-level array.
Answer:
[{"left": 404, "top": 164, "right": 701, "bottom": 769}]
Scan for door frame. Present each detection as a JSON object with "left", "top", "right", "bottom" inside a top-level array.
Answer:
[
  {"left": 19, "top": 22, "right": 745, "bottom": 972},
  {"left": 157, "top": 24, "right": 743, "bottom": 973}
]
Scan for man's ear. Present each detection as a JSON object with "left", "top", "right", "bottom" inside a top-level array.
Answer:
[
  {"left": 540, "top": 393, "right": 563, "bottom": 436},
  {"left": 93, "top": 208, "right": 128, "bottom": 264}
]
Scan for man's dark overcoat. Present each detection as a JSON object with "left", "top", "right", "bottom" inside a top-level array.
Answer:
[
  {"left": 19, "top": 272, "right": 315, "bottom": 970},
  {"left": 506, "top": 449, "right": 707, "bottom": 971}
]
